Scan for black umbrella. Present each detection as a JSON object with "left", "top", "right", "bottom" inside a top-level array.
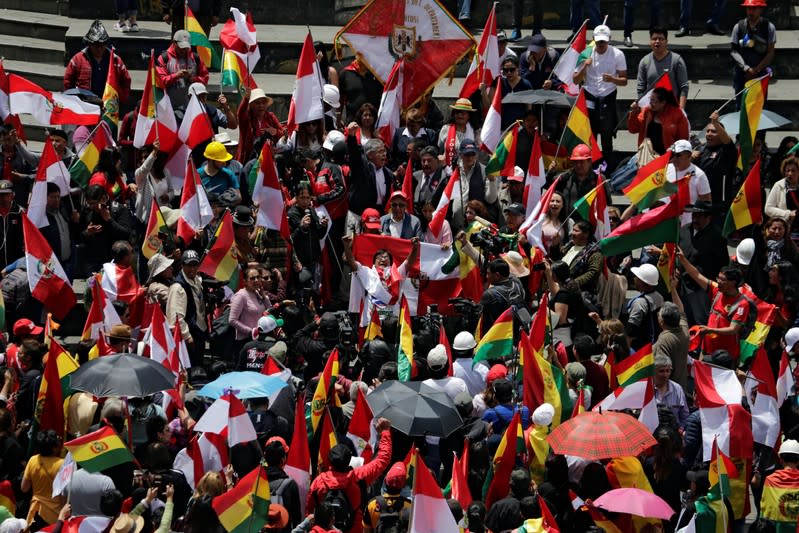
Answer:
[
  {"left": 502, "top": 89, "right": 575, "bottom": 107},
  {"left": 366, "top": 380, "right": 463, "bottom": 437},
  {"left": 69, "top": 354, "right": 176, "bottom": 397}
]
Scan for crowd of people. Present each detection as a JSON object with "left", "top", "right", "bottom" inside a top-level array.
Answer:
[{"left": 0, "top": 0, "right": 797, "bottom": 532}]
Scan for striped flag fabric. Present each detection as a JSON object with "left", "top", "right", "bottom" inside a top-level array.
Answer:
[
  {"left": 221, "top": 49, "right": 258, "bottom": 93},
  {"left": 68, "top": 122, "right": 115, "bottom": 188},
  {"left": 219, "top": 7, "right": 260, "bottom": 74},
  {"left": 638, "top": 71, "right": 675, "bottom": 108},
  {"left": 81, "top": 274, "right": 120, "bottom": 341},
  {"left": 64, "top": 426, "right": 134, "bottom": 473},
  {"left": 450, "top": 449, "right": 470, "bottom": 511},
  {"left": 193, "top": 392, "right": 257, "bottom": 446},
  {"left": 409, "top": 453, "right": 461, "bottom": 533},
  {"left": 483, "top": 410, "right": 524, "bottom": 507},
  {"left": 458, "top": 2, "right": 499, "bottom": 98},
  {"left": 398, "top": 296, "right": 415, "bottom": 381},
  {"left": 141, "top": 199, "right": 167, "bottom": 260},
  {"left": 9, "top": 74, "right": 100, "bottom": 126},
  {"left": 613, "top": 344, "right": 654, "bottom": 386},
  {"left": 35, "top": 338, "right": 79, "bottom": 437},
  {"left": 28, "top": 136, "right": 61, "bottom": 228},
  {"left": 375, "top": 59, "right": 404, "bottom": 147},
  {"left": 199, "top": 210, "right": 238, "bottom": 283},
  {"left": 562, "top": 88, "right": 602, "bottom": 161},
  {"left": 521, "top": 174, "right": 563, "bottom": 252},
  {"left": 573, "top": 174, "right": 611, "bottom": 240},
  {"left": 144, "top": 302, "right": 174, "bottom": 366},
  {"left": 709, "top": 436, "right": 738, "bottom": 499},
  {"left": 363, "top": 307, "right": 382, "bottom": 343},
  {"left": 599, "top": 197, "right": 682, "bottom": 256},
  {"left": 776, "top": 350, "right": 795, "bottom": 406},
  {"left": 761, "top": 467, "right": 799, "bottom": 530},
  {"left": 286, "top": 393, "right": 311, "bottom": 516},
  {"left": 739, "top": 73, "right": 769, "bottom": 174},
  {"left": 0, "top": 60, "right": 25, "bottom": 142},
  {"left": 623, "top": 150, "right": 676, "bottom": 210},
  {"left": 173, "top": 433, "right": 227, "bottom": 489},
  {"left": 521, "top": 326, "right": 571, "bottom": 428},
  {"left": 23, "top": 213, "right": 76, "bottom": 319},
  {"left": 102, "top": 47, "right": 122, "bottom": 136},
  {"left": 739, "top": 284, "right": 777, "bottom": 364},
  {"left": 552, "top": 21, "right": 587, "bottom": 96},
  {"left": 656, "top": 242, "right": 676, "bottom": 294},
  {"left": 473, "top": 307, "right": 513, "bottom": 366},
  {"left": 133, "top": 51, "right": 177, "bottom": 151},
  {"left": 317, "top": 407, "right": 338, "bottom": 472},
  {"left": 166, "top": 92, "right": 215, "bottom": 184},
  {"left": 480, "top": 78, "right": 503, "bottom": 153},
  {"left": 346, "top": 387, "right": 376, "bottom": 462},
  {"left": 522, "top": 131, "right": 546, "bottom": 218},
  {"left": 311, "top": 348, "right": 340, "bottom": 432},
  {"left": 745, "top": 348, "right": 781, "bottom": 447},
  {"left": 186, "top": 5, "right": 221, "bottom": 69},
  {"left": 40, "top": 516, "right": 112, "bottom": 533},
  {"left": 428, "top": 168, "right": 461, "bottom": 238},
  {"left": 286, "top": 32, "right": 324, "bottom": 133},
  {"left": 252, "top": 141, "right": 290, "bottom": 239},
  {"left": 485, "top": 124, "right": 519, "bottom": 177},
  {"left": 177, "top": 159, "right": 213, "bottom": 245},
  {"left": 723, "top": 158, "right": 762, "bottom": 236},
  {"left": 212, "top": 464, "right": 270, "bottom": 533}
]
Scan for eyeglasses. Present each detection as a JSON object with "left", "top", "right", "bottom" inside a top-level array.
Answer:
[
  {"left": 390, "top": 202, "right": 406, "bottom": 208},
  {"left": 609, "top": 216, "right": 621, "bottom": 222},
  {"left": 501, "top": 67, "right": 517, "bottom": 73},
  {"left": 247, "top": 276, "right": 260, "bottom": 281}
]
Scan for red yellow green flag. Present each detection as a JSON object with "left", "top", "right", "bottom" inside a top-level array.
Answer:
[
  {"left": 761, "top": 467, "right": 799, "bottom": 530},
  {"left": 709, "top": 436, "right": 738, "bottom": 499},
  {"left": 364, "top": 307, "right": 382, "bottom": 342},
  {"left": 473, "top": 307, "right": 514, "bottom": 366},
  {"left": 222, "top": 49, "right": 258, "bottom": 94},
  {"left": 186, "top": 6, "right": 221, "bottom": 69},
  {"left": 723, "top": 158, "right": 763, "bottom": 236},
  {"left": 623, "top": 150, "right": 676, "bottom": 210},
  {"left": 397, "top": 296, "right": 416, "bottom": 381},
  {"left": 562, "top": 88, "right": 603, "bottom": 161},
  {"left": 102, "top": 47, "right": 122, "bottom": 136},
  {"left": 199, "top": 210, "right": 238, "bottom": 283},
  {"left": 310, "top": 348, "right": 340, "bottom": 432},
  {"left": 739, "top": 74, "right": 769, "bottom": 174},
  {"left": 657, "top": 242, "right": 676, "bottom": 294},
  {"left": 35, "top": 338, "right": 79, "bottom": 437},
  {"left": 317, "top": 408, "right": 338, "bottom": 472},
  {"left": 614, "top": 343, "right": 654, "bottom": 386},
  {"left": 739, "top": 285, "right": 777, "bottom": 364},
  {"left": 64, "top": 426, "right": 134, "bottom": 473},
  {"left": 483, "top": 410, "right": 524, "bottom": 507},
  {"left": 485, "top": 125, "right": 519, "bottom": 177},
  {"left": 520, "top": 327, "right": 571, "bottom": 427},
  {"left": 141, "top": 199, "right": 166, "bottom": 260},
  {"left": 212, "top": 464, "right": 270, "bottom": 533},
  {"left": 68, "top": 122, "right": 114, "bottom": 188}
]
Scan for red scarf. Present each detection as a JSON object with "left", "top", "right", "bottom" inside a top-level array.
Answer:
[{"left": 444, "top": 124, "right": 458, "bottom": 167}]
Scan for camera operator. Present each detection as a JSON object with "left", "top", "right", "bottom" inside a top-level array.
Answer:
[
  {"left": 479, "top": 258, "right": 526, "bottom": 326},
  {"left": 294, "top": 312, "right": 346, "bottom": 381},
  {"left": 287, "top": 183, "right": 329, "bottom": 293},
  {"left": 166, "top": 250, "right": 207, "bottom": 368}
]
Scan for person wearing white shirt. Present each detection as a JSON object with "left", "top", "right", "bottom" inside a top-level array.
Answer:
[
  {"left": 450, "top": 331, "right": 490, "bottom": 396},
  {"left": 666, "top": 139, "right": 712, "bottom": 226},
  {"left": 573, "top": 24, "right": 628, "bottom": 160}
]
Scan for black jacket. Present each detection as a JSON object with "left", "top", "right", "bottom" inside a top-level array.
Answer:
[
  {"left": 267, "top": 466, "right": 302, "bottom": 532},
  {"left": 346, "top": 134, "right": 393, "bottom": 215}
]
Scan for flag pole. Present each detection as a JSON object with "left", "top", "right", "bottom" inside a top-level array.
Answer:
[
  {"left": 715, "top": 71, "right": 771, "bottom": 114},
  {"left": 553, "top": 88, "right": 582, "bottom": 165},
  {"left": 219, "top": 48, "right": 225, "bottom": 96},
  {"left": 150, "top": 49, "right": 161, "bottom": 146},
  {"left": 546, "top": 19, "right": 588, "bottom": 84}
]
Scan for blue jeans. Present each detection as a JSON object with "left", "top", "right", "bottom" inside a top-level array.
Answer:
[
  {"left": 623, "top": 0, "right": 661, "bottom": 36},
  {"left": 570, "top": 0, "right": 602, "bottom": 32},
  {"left": 457, "top": 0, "right": 472, "bottom": 19},
  {"left": 680, "top": 0, "right": 727, "bottom": 28}
]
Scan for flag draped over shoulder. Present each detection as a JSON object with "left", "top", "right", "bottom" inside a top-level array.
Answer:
[
  {"left": 761, "top": 468, "right": 799, "bottom": 530},
  {"left": 64, "top": 426, "right": 133, "bottom": 473}
]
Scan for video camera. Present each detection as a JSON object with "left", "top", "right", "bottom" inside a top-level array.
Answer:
[
  {"left": 469, "top": 226, "right": 513, "bottom": 256},
  {"left": 201, "top": 277, "right": 227, "bottom": 309}
]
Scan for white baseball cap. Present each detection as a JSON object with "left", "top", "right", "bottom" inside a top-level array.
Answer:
[
  {"left": 323, "top": 130, "right": 346, "bottom": 151},
  {"left": 593, "top": 25, "right": 611, "bottom": 42},
  {"left": 785, "top": 327, "right": 799, "bottom": 352},
  {"left": 631, "top": 263, "right": 659, "bottom": 287},
  {"left": 672, "top": 139, "right": 693, "bottom": 153},
  {"left": 189, "top": 82, "right": 207, "bottom": 97}
]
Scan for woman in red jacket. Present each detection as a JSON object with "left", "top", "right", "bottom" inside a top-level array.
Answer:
[
  {"left": 236, "top": 88, "right": 284, "bottom": 163},
  {"left": 627, "top": 87, "right": 689, "bottom": 155}
]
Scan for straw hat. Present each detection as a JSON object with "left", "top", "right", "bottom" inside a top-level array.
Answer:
[
  {"left": 449, "top": 98, "right": 476, "bottom": 112},
  {"left": 501, "top": 250, "right": 530, "bottom": 277},
  {"left": 68, "top": 392, "right": 99, "bottom": 437},
  {"left": 249, "top": 88, "right": 273, "bottom": 107},
  {"left": 110, "top": 513, "right": 144, "bottom": 533}
]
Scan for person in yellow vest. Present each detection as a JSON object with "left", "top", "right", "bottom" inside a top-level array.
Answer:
[
  {"left": 761, "top": 439, "right": 799, "bottom": 532},
  {"left": 526, "top": 403, "right": 554, "bottom": 486}
]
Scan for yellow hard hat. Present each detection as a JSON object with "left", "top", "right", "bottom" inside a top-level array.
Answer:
[{"left": 203, "top": 141, "right": 233, "bottom": 162}]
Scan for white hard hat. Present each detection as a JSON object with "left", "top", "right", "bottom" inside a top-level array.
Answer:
[
  {"left": 323, "top": 84, "right": 340, "bottom": 108},
  {"left": 453, "top": 331, "right": 477, "bottom": 351},
  {"left": 631, "top": 263, "right": 659, "bottom": 287},
  {"left": 427, "top": 344, "right": 449, "bottom": 370},
  {"left": 736, "top": 238, "right": 755, "bottom": 266},
  {"left": 323, "top": 130, "right": 346, "bottom": 151},
  {"left": 778, "top": 439, "right": 799, "bottom": 456},
  {"left": 785, "top": 327, "right": 799, "bottom": 352},
  {"left": 532, "top": 403, "right": 555, "bottom": 426}
]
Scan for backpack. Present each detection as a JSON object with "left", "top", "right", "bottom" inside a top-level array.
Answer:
[
  {"left": 373, "top": 495, "right": 409, "bottom": 533},
  {"left": 270, "top": 477, "right": 290, "bottom": 507},
  {"left": 321, "top": 488, "right": 356, "bottom": 532}
]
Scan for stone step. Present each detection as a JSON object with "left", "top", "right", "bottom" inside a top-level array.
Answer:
[
  {"left": 0, "top": 34, "right": 64, "bottom": 65},
  {"left": 60, "top": 19, "right": 799, "bottom": 80},
  {"left": 1, "top": 0, "right": 67, "bottom": 16},
  {"left": 0, "top": 9, "right": 70, "bottom": 42}
]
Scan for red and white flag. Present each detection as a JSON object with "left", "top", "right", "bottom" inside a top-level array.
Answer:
[
  {"left": 219, "top": 8, "right": 260, "bottom": 71},
  {"left": 23, "top": 213, "right": 76, "bottom": 319},
  {"left": 252, "top": 142, "right": 290, "bottom": 239},
  {"left": 286, "top": 32, "right": 324, "bottom": 133},
  {"left": 0, "top": 61, "right": 25, "bottom": 141},
  {"left": 286, "top": 393, "right": 311, "bottom": 516},
  {"left": 745, "top": 348, "right": 781, "bottom": 448},
  {"left": 101, "top": 262, "right": 141, "bottom": 305},
  {"left": 480, "top": 78, "right": 502, "bottom": 153},
  {"left": 552, "top": 21, "right": 587, "bottom": 96},
  {"left": 459, "top": 3, "right": 499, "bottom": 98},
  {"left": 193, "top": 392, "right": 257, "bottom": 446},
  {"left": 521, "top": 174, "right": 563, "bottom": 252},
  {"left": 522, "top": 131, "right": 546, "bottom": 218},
  {"left": 409, "top": 452, "right": 460, "bottom": 533},
  {"left": 776, "top": 350, "right": 795, "bottom": 406},
  {"left": 28, "top": 136, "right": 62, "bottom": 228},
  {"left": 428, "top": 168, "right": 461, "bottom": 238},
  {"left": 173, "top": 433, "right": 228, "bottom": 489},
  {"left": 176, "top": 160, "right": 213, "bottom": 244},
  {"left": 40, "top": 516, "right": 112, "bottom": 533},
  {"left": 638, "top": 71, "right": 675, "bottom": 108},
  {"left": 167, "top": 320, "right": 191, "bottom": 373},
  {"left": 166, "top": 92, "right": 214, "bottom": 185},
  {"left": 9, "top": 74, "right": 100, "bottom": 126},
  {"left": 133, "top": 52, "right": 177, "bottom": 151},
  {"left": 82, "top": 274, "right": 121, "bottom": 341},
  {"left": 639, "top": 377, "right": 659, "bottom": 433},
  {"left": 346, "top": 388, "right": 376, "bottom": 461},
  {"left": 375, "top": 59, "right": 404, "bottom": 147},
  {"left": 336, "top": 0, "right": 474, "bottom": 107},
  {"left": 146, "top": 303, "right": 175, "bottom": 366}
]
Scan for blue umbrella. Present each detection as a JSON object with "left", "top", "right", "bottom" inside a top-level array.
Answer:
[{"left": 197, "top": 371, "right": 287, "bottom": 400}]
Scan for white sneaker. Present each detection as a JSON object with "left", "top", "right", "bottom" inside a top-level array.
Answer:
[
  {"left": 113, "top": 21, "right": 126, "bottom": 32},
  {"left": 129, "top": 22, "right": 139, "bottom": 32}
]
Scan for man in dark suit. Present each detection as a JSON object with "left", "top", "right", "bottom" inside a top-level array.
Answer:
[{"left": 345, "top": 127, "right": 394, "bottom": 235}]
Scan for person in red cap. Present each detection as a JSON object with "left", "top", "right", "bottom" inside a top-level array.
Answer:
[
  {"left": 379, "top": 191, "right": 422, "bottom": 240},
  {"left": 5, "top": 319, "right": 44, "bottom": 373},
  {"left": 263, "top": 437, "right": 302, "bottom": 531},
  {"left": 551, "top": 144, "right": 609, "bottom": 218},
  {"left": 473, "top": 363, "right": 509, "bottom": 416},
  {"left": 357, "top": 208, "right": 382, "bottom": 235},
  {"left": 730, "top": 0, "right": 775, "bottom": 108},
  {"left": 362, "top": 462, "right": 411, "bottom": 533}
]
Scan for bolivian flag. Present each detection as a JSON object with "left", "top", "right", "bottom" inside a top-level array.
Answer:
[
  {"left": 64, "top": 426, "right": 134, "bottom": 473},
  {"left": 199, "top": 210, "right": 238, "bottom": 283},
  {"left": 723, "top": 158, "right": 763, "bottom": 237},
  {"left": 483, "top": 410, "right": 524, "bottom": 507},
  {"left": 141, "top": 199, "right": 167, "bottom": 260},
  {"left": 761, "top": 467, "right": 799, "bottom": 530},
  {"left": 68, "top": 123, "right": 114, "bottom": 188},
  {"left": 212, "top": 464, "right": 270, "bottom": 533},
  {"left": 222, "top": 50, "right": 258, "bottom": 93},
  {"left": 472, "top": 307, "right": 514, "bottom": 366},
  {"left": 739, "top": 74, "right": 769, "bottom": 174},
  {"left": 623, "top": 150, "right": 676, "bottom": 210},
  {"left": 614, "top": 343, "right": 654, "bottom": 386},
  {"left": 102, "top": 47, "right": 122, "bottom": 137},
  {"left": 186, "top": 6, "right": 220, "bottom": 69},
  {"left": 397, "top": 296, "right": 415, "bottom": 381},
  {"left": 317, "top": 408, "right": 338, "bottom": 472},
  {"left": 35, "top": 338, "right": 79, "bottom": 437},
  {"left": 485, "top": 125, "right": 519, "bottom": 177},
  {"left": 310, "top": 348, "right": 340, "bottom": 432},
  {"left": 520, "top": 328, "right": 571, "bottom": 427},
  {"left": 562, "top": 88, "right": 603, "bottom": 162}
]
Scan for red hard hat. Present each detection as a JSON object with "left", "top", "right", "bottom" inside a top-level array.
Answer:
[
  {"left": 741, "top": 0, "right": 766, "bottom": 7},
  {"left": 570, "top": 143, "right": 592, "bottom": 161}
]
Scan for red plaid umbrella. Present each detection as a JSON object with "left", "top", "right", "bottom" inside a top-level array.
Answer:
[{"left": 547, "top": 411, "right": 657, "bottom": 460}]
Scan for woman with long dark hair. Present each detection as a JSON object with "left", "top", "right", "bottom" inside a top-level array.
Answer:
[
  {"left": 89, "top": 147, "right": 135, "bottom": 201},
  {"left": 314, "top": 41, "right": 338, "bottom": 87},
  {"left": 628, "top": 86, "right": 690, "bottom": 155}
]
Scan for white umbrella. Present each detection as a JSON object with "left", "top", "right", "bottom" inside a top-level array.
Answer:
[{"left": 718, "top": 109, "right": 791, "bottom": 136}]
